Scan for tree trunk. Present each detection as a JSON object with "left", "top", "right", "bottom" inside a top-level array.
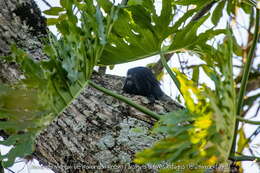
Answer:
[
  {"left": 35, "top": 73, "right": 182, "bottom": 173},
  {"left": 0, "top": 0, "right": 182, "bottom": 172}
]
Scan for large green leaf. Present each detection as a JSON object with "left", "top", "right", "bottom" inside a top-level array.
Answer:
[
  {"left": 99, "top": 0, "right": 199, "bottom": 65},
  {"left": 99, "top": 0, "right": 226, "bottom": 65}
]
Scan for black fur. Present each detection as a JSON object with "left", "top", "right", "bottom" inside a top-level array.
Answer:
[{"left": 123, "top": 67, "right": 164, "bottom": 102}]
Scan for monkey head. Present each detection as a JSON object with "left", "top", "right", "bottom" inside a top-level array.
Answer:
[{"left": 123, "top": 67, "right": 165, "bottom": 102}]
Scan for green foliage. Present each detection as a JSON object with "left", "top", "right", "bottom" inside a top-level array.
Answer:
[
  {"left": 0, "top": 0, "right": 119, "bottom": 167},
  {"left": 0, "top": 46, "right": 52, "bottom": 167},
  {"left": 237, "top": 126, "right": 248, "bottom": 154},
  {"left": 211, "top": 0, "right": 225, "bottom": 25},
  {"left": 175, "top": 0, "right": 255, "bottom": 15},
  {"left": 135, "top": 38, "right": 237, "bottom": 171},
  {"left": 100, "top": 0, "right": 198, "bottom": 65},
  {"left": 0, "top": 133, "right": 36, "bottom": 167},
  {"left": 0, "top": 0, "right": 258, "bottom": 171},
  {"left": 43, "top": 7, "right": 65, "bottom": 16},
  {"left": 99, "top": 0, "right": 246, "bottom": 65},
  {"left": 173, "top": 0, "right": 214, "bottom": 6}
]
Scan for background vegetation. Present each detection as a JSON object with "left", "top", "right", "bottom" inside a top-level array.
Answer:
[{"left": 0, "top": 0, "right": 259, "bottom": 172}]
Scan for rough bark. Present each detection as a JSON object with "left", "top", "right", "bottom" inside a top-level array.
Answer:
[
  {"left": 0, "top": 0, "right": 182, "bottom": 173},
  {"left": 0, "top": 0, "right": 47, "bottom": 83},
  {"left": 35, "top": 73, "right": 182, "bottom": 173}
]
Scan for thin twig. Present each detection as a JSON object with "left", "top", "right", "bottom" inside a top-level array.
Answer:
[
  {"left": 6, "top": 168, "right": 15, "bottom": 173},
  {"left": 191, "top": 1, "right": 217, "bottom": 21},
  {"left": 252, "top": 104, "right": 260, "bottom": 118},
  {"left": 40, "top": 0, "right": 52, "bottom": 8},
  {"left": 241, "top": 126, "right": 260, "bottom": 150},
  {"left": 177, "top": 54, "right": 185, "bottom": 73}
]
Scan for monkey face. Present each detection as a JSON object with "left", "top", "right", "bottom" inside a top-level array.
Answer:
[
  {"left": 123, "top": 74, "right": 138, "bottom": 94},
  {"left": 125, "top": 74, "right": 133, "bottom": 85}
]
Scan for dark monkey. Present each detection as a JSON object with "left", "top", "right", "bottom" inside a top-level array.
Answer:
[{"left": 123, "top": 67, "right": 165, "bottom": 102}]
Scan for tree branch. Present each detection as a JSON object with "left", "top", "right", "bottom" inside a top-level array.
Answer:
[
  {"left": 40, "top": 0, "right": 52, "bottom": 8},
  {"left": 191, "top": 1, "right": 217, "bottom": 21}
]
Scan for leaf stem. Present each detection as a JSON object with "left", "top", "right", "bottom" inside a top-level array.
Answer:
[
  {"left": 230, "top": 9, "right": 260, "bottom": 156},
  {"left": 160, "top": 54, "right": 182, "bottom": 96},
  {"left": 229, "top": 155, "right": 260, "bottom": 162},
  {"left": 237, "top": 116, "right": 260, "bottom": 125},
  {"left": 88, "top": 80, "right": 160, "bottom": 120}
]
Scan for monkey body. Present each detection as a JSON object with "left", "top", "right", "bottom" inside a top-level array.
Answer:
[{"left": 123, "top": 67, "right": 165, "bottom": 102}]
